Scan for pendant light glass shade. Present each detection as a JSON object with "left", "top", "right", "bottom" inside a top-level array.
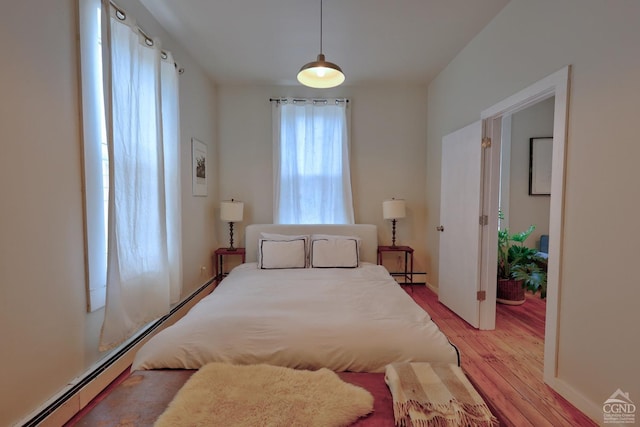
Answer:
[{"left": 297, "top": 1, "right": 344, "bottom": 88}]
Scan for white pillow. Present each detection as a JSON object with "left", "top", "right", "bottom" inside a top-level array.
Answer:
[
  {"left": 260, "top": 232, "right": 310, "bottom": 246},
  {"left": 260, "top": 233, "right": 310, "bottom": 266},
  {"left": 310, "top": 237, "right": 359, "bottom": 268},
  {"left": 258, "top": 239, "right": 307, "bottom": 269},
  {"left": 311, "top": 234, "right": 361, "bottom": 257}
]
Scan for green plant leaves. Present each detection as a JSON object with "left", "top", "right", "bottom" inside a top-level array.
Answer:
[
  {"left": 510, "top": 225, "right": 536, "bottom": 243},
  {"left": 497, "top": 223, "right": 547, "bottom": 298}
]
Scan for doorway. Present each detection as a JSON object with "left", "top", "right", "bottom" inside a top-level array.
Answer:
[
  {"left": 496, "top": 98, "right": 555, "bottom": 370},
  {"left": 480, "top": 66, "right": 570, "bottom": 386}
]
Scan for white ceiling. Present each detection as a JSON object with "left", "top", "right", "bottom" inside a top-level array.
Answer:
[{"left": 140, "top": 0, "right": 510, "bottom": 86}]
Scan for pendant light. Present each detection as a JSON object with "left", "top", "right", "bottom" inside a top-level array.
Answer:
[{"left": 297, "top": 0, "right": 345, "bottom": 88}]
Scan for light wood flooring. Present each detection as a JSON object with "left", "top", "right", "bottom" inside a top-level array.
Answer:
[{"left": 410, "top": 285, "right": 597, "bottom": 427}]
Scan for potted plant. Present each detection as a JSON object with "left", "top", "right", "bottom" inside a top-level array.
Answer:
[{"left": 497, "top": 216, "right": 547, "bottom": 305}]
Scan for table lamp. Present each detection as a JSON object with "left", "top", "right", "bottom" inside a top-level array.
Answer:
[
  {"left": 220, "top": 199, "right": 244, "bottom": 250},
  {"left": 383, "top": 199, "right": 406, "bottom": 247}
]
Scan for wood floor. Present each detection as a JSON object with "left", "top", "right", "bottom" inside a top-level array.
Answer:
[{"left": 410, "top": 285, "right": 597, "bottom": 427}]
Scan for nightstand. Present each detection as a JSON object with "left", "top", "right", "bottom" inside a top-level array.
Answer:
[
  {"left": 214, "top": 247, "right": 246, "bottom": 280},
  {"left": 377, "top": 245, "right": 414, "bottom": 285}
]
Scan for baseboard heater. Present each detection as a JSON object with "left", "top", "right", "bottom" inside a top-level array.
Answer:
[
  {"left": 390, "top": 271, "right": 427, "bottom": 285},
  {"left": 20, "top": 277, "right": 215, "bottom": 427}
]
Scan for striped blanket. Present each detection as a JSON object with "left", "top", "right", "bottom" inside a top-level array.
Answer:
[{"left": 385, "top": 363, "right": 498, "bottom": 427}]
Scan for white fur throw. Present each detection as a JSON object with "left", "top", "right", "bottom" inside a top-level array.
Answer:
[{"left": 154, "top": 363, "right": 374, "bottom": 427}]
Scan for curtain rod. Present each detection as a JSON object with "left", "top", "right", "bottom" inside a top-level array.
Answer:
[
  {"left": 109, "top": 0, "right": 184, "bottom": 74},
  {"left": 270, "top": 98, "right": 349, "bottom": 105}
]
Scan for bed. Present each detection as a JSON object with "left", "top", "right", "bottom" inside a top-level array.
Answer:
[
  {"left": 75, "top": 225, "right": 464, "bottom": 425},
  {"left": 132, "top": 224, "right": 459, "bottom": 372}
]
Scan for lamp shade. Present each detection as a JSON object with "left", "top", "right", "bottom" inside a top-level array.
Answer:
[
  {"left": 220, "top": 200, "right": 244, "bottom": 222},
  {"left": 383, "top": 199, "right": 406, "bottom": 220},
  {"left": 297, "top": 54, "right": 345, "bottom": 89}
]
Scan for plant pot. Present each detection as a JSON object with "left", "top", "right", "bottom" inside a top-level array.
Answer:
[{"left": 496, "top": 278, "right": 526, "bottom": 305}]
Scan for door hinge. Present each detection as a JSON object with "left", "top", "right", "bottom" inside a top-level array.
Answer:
[
  {"left": 477, "top": 290, "right": 486, "bottom": 301},
  {"left": 479, "top": 214, "right": 488, "bottom": 226},
  {"left": 481, "top": 137, "right": 492, "bottom": 148}
]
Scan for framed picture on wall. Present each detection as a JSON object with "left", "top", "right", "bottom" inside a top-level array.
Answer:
[
  {"left": 192, "top": 138, "right": 207, "bottom": 196},
  {"left": 529, "top": 137, "right": 553, "bottom": 195}
]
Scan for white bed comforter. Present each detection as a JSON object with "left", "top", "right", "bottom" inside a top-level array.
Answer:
[{"left": 132, "top": 263, "right": 459, "bottom": 372}]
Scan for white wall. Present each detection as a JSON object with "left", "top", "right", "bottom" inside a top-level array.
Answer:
[
  {"left": 0, "top": 1, "right": 217, "bottom": 425},
  {"left": 425, "top": 0, "right": 640, "bottom": 420},
  {"left": 508, "top": 97, "right": 554, "bottom": 248},
  {"left": 217, "top": 84, "right": 430, "bottom": 270}
]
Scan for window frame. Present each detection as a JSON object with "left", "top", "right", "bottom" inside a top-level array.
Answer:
[{"left": 79, "top": 0, "right": 108, "bottom": 311}]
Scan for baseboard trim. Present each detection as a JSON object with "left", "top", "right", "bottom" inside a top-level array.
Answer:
[
  {"left": 18, "top": 278, "right": 216, "bottom": 427},
  {"left": 426, "top": 280, "right": 439, "bottom": 294},
  {"left": 546, "top": 377, "right": 602, "bottom": 426}
]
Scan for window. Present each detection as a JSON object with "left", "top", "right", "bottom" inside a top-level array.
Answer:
[
  {"left": 272, "top": 99, "right": 354, "bottom": 224},
  {"left": 79, "top": 0, "right": 182, "bottom": 343},
  {"left": 79, "top": 0, "right": 108, "bottom": 311}
]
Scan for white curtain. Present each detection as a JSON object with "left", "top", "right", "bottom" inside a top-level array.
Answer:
[
  {"left": 272, "top": 99, "right": 354, "bottom": 224},
  {"left": 99, "top": 2, "right": 181, "bottom": 351}
]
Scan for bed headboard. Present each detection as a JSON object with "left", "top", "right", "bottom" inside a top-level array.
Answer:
[{"left": 245, "top": 224, "right": 378, "bottom": 264}]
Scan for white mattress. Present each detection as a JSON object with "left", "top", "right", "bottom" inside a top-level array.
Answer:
[{"left": 132, "top": 263, "right": 459, "bottom": 372}]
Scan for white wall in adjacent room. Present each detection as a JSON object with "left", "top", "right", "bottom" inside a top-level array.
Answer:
[{"left": 507, "top": 96, "right": 554, "bottom": 249}]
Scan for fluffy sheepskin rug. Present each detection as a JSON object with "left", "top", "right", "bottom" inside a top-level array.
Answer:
[{"left": 154, "top": 362, "right": 374, "bottom": 427}]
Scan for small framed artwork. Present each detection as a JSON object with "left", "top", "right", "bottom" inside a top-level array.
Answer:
[
  {"left": 529, "top": 137, "right": 553, "bottom": 195},
  {"left": 192, "top": 138, "right": 207, "bottom": 196}
]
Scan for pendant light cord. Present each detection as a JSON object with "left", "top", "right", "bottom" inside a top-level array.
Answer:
[{"left": 320, "top": 0, "right": 323, "bottom": 55}]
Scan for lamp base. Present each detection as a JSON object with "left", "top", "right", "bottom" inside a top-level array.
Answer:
[
  {"left": 390, "top": 219, "right": 398, "bottom": 247},
  {"left": 227, "top": 222, "right": 236, "bottom": 251}
]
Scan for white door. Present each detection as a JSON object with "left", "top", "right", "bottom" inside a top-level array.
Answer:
[{"left": 438, "top": 121, "right": 483, "bottom": 328}]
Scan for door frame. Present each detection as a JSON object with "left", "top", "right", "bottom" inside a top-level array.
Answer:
[{"left": 479, "top": 66, "right": 571, "bottom": 385}]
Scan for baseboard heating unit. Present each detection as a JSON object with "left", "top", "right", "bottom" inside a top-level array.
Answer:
[{"left": 18, "top": 278, "right": 215, "bottom": 427}]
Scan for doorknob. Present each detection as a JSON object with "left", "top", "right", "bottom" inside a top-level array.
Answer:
[{"left": 436, "top": 225, "right": 444, "bottom": 232}]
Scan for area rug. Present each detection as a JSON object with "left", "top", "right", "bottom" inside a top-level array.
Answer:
[
  {"left": 385, "top": 363, "right": 498, "bottom": 427},
  {"left": 154, "top": 362, "right": 374, "bottom": 427}
]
